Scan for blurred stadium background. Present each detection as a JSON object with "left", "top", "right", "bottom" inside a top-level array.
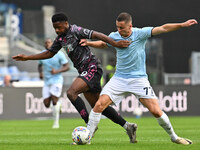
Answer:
[{"left": 0, "top": 0, "right": 200, "bottom": 119}]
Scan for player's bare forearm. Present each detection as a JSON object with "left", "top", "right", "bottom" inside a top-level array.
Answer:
[
  {"left": 91, "top": 31, "right": 115, "bottom": 46},
  {"left": 152, "top": 19, "right": 198, "bottom": 36},
  {"left": 91, "top": 31, "right": 130, "bottom": 48},
  {"left": 60, "top": 63, "right": 70, "bottom": 72},
  {"left": 12, "top": 50, "right": 55, "bottom": 61},
  {"left": 88, "top": 41, "right": 107, "bottom": 48},
  {"left": 79, "top": 39, "right": 107, "bottom": 48},
  {"left": 51, "top": 63, "right": 70, "bottom": 74}
]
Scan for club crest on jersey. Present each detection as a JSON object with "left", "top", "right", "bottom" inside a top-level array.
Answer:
[
  {"left": 128, "top": 38, "right": 134, "bottom": 43},
  {"left": 80, "top": 71, "right": 88, "bottom": 76},
  {"left": 64, "top": 44, "right": 73, "bottom": 54}
]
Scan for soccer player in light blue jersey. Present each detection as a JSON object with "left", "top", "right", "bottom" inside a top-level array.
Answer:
[
  {"left": 38, "top": 38, "right": 70, "bottom": 128},
  {"left": 81, "top": 12, "right": 198, "bottom": 145}
]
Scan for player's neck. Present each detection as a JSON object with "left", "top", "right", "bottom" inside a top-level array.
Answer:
[{"left": 122, "top": 30, "right": 132, "bottom": 38}]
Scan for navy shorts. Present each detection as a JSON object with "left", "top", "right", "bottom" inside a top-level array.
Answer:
[
  {"left": 78, "top": 63, "right": 102, "bottom": 93},
  {"left": 78, "top": 63, "right": 103, "bottom": 93}
]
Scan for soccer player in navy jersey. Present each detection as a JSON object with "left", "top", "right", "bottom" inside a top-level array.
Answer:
[
  {"left": 83, "top": 12, "right": 197, "bottom": 145},
  {"left": 12, "top": 12, "right": 137, "bottom": 143}
]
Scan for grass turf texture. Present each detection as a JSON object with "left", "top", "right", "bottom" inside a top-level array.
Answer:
[{"left": 0, "top": 116, "right": 199, "bottom": 150}]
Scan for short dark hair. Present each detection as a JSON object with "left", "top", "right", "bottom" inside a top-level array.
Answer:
[
  {"left": 52, "top": 12, "right": 68, "bottom": 23},
  {"left": 45, "top": 38, "right": 52, "bottom": 42},
  {"left": 116, "top": 12, "right": 132, "bottom": 23}
]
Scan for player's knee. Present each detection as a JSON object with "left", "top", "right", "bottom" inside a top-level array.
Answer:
[
  {"left": 52, "top": 100, "right": 58, "bottom": 105},
  {"left": 94, "top": 101, "right": 105, "bottom": 113},
  {"left": 150, "top": 109, "right": 162, "bottom": 118},
  {"left": 66, "top": 89, "right": 76, "bottom": 101},
  {"left": 43, "top": 100, "right": 50, "bottom": 108}
]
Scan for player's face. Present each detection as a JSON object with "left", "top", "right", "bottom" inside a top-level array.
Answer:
[
  {"left": 53, "top": 21, "right": 69, "bottom": 36},
  {"left": 116, "top": 21, "right": 132, "bottom": 37},
  {"left": 44, "top": 39, "right": 53, "bottom": 50}
]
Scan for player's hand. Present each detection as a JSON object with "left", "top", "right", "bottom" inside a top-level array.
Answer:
[
  {"left": 51, "top": 68, "right": 58, "bottom": 75},
  {"left": 12, "top": 54, "right": 28, "bottom": 61},
  {"left": 182, "top": 19, "right": 198, "bottom": 27},
  {"left": 79, "top": 39, "right": 88, "bottom": 46},
  {"left": 114, "top": 40, "right": 130, "bottom": 48},
  {"left": 39, "top": 73, "right": 43, "bottom": 79}
]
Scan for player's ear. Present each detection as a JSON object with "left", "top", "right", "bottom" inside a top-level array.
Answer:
[
  {"left": 64, "top": 21, "right": 69, "bottom": 27},
  {"left": 129, "top": 21, "right": 132, "bottom": 28}
]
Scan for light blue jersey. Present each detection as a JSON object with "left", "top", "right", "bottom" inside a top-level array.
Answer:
[
  {"left": 39, "top": 50, "right": 68, "bottom": 85},
  {"left": 108, "top": 27, "right": 153, "bottom": 78}
]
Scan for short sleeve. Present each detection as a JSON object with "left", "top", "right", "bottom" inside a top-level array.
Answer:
[
  {"left": 137, "top": 27, "right": 153, "bottom": 40},
  {"left": 73, "top": 25, "right": 93, "bottom": 39},
  {"left": 106, "top": 32, "right": 115, "bottom": 47},
  {"left": 49, "top": 37, "right": 62, "bottom": 53}
]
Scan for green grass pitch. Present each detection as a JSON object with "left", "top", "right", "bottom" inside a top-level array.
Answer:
[{"left": 0, "top": 116, "right": 199, "bottom": 150}]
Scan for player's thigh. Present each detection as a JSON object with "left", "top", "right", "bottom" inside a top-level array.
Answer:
[
  {"left": 77, "top": 66, "right": 102, "bottom": 93},
  {"left": 68, "top": 77, "right": 89, "bottom": 94},
  {"left": 139, "top": 98, "right": 159, "bottom": 110},
  {"left": 139, "top": 98, "right": 162, "bottom": 117}
]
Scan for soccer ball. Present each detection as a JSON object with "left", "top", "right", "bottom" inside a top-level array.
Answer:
[
  {"left": 133, "top": 107, "right": 143, "bottom": 118},
  {"left": 72, "top": 126, "right": 91, "bottom": 145}
]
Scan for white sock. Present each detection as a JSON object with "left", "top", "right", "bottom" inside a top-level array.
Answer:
[
  {"left": 52, "top": 101, "right": 61, "bottom": 125},
  {"left": 87, "top": 109, "right": 101, "bottom": 136},
  {"left": 157, "top": 112, "right": 178, "bottom": 141},
  {"left": 123, "top": 122, "right": 129, "bottom": 130}
]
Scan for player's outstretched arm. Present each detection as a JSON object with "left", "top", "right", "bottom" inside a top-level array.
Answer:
[
  {"left": 91, "top": 31, "right": 130, "bottom": 48},
  {"left": 80, "top": 39, "right": 108, "bottom": 48},
  {"left": 12, "top": 50, "right": 55, "bottom": 61},
  {"left": 152, "top": 19, "right": 198, "bottom": 36}
]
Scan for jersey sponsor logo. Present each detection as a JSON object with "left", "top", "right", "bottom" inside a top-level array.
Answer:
[
  {"left": 112, "top": 90, "right": 188, "bottom": 114},
  {"left": 83, "top": 29, "right": 90, "bottom": 35},
  {"left": 25, "top": 92, "right": 78, "bottom": 114}
]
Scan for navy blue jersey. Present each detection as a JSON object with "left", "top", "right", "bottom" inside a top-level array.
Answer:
[{"left": 49, "top": 24, "right": 101, "bottom": 73}]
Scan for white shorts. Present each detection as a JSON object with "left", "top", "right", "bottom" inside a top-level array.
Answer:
[
  {"left": 100, "top": 76, "right": 157, "bottom": 105},
  {"left": 42, "top": 83, "right": 63, "bottom": 99}
]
